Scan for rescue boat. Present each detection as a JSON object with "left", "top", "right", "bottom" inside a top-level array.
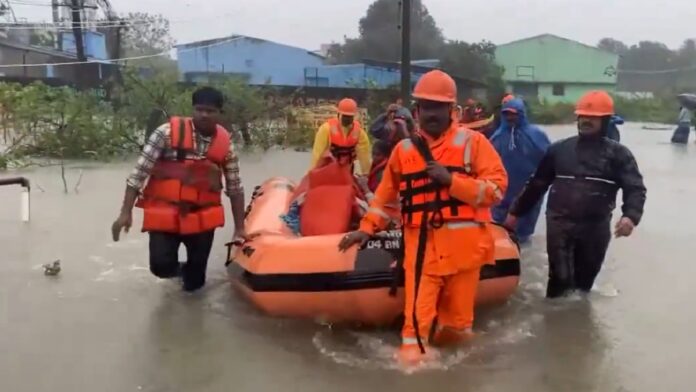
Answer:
[{"left": 227, "top": 177, "right": 521, "bottom": 326}]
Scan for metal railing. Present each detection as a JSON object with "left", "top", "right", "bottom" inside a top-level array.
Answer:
[{"left": 0, "top": 177, "right": 30, "bottom": 222}]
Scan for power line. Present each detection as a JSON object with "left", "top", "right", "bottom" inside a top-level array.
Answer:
[
  {"left": 0, "top": 35, "right": 242, "bottom": 68},
  {"left": 0, "top": 14, "right": 232, "bottom": 30},
  {"left": 9, "top": 0, "right": 97, "bottom": 8},
  {"left": 618, "top": 64, "right": 696, "bottom": 75}
]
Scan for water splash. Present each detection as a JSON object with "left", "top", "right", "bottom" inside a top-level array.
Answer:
[
  {"left": 312, "top": 329, "right": 480, "bottom": 373},
  {"left": 313, "top": 309, "right": 540, "bottom": 374},
  {"left": 592, "top": 283, "right": 620, "bottom": 298}
]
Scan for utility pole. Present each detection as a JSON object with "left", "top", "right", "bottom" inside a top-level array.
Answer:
[
  {"left": 70, "top": 0, "right": 86, "bottom": 62},
  {"left": 399, "top": 0, "right": 411, "bottom": 104},
  {"left": 51, "top": 0, "right": 60, "bottom": 23}
]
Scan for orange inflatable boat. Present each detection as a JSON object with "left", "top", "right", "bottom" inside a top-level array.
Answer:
[{"left": 227, "top": 177, "right": 521, "bottom": 326}]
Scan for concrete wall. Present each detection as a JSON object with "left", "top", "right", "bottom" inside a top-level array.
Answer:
[{"left": 177, "top": 37, "right": 325, "bottom": 86}]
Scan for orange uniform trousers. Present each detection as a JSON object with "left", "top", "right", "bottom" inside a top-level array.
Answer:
[{"left": 400, "top": 222, "right": 494, "bottom": 345}]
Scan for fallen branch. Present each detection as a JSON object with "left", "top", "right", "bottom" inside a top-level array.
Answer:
[
  {"left": 60, "top": 158, "right": 67, "bottom": 194},
  {"left": 73, "top": 169, "right": 84, "bottom": 194}
]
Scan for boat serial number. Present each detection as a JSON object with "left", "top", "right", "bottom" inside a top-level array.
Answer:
[{"left": 365, "top": 239, "right": 400, "bottom": 250}]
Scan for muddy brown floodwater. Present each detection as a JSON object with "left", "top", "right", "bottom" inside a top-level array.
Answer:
[{"left": 1, "top": 124, "right": 695, "bottom": 392}]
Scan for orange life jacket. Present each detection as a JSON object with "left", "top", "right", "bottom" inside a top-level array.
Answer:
[
  {"left": 137, "top": 116, "right": 231, "bottom": 235},
  {"left": 326, "top": 117, "right": 360, "bottom": 162},
  {"left": 397, "top": 128, "right": 491, "bottom": 227}
]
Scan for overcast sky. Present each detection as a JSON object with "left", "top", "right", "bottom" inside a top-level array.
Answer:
[{"left": 10, "top": 0, "right": 696, "bottom": 50}]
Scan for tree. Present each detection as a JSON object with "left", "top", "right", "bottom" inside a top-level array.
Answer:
[
  {"left": 621, "top": 41, "right": 676, "bottom": 71},
  {"left": 440, "top": 40, "right": 498, "bottom": 80},
  {"left": 117, "top": 13, "right": 177, "bottom": 74},
  {"left": 120, "top": 12, "right": 174, "bottom": 56},
  {"left": 676, "top": 39, "right": 696, "bottom": 68},
  {"left": 598, "top": 38, "right": 628, "bottom": 55},
  {"left": 327, "top": 0, "right": 444, "bottom": 63},
  {"left": 439, "top": 39, "right": 504, "bottom": 101}
]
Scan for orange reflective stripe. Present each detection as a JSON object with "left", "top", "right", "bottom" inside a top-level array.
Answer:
[
  {"left": 453, "top": 128, "right": 473, "bottom": 174},
  {"left": 402, "top": 337, "right": 423, "bottom": 345},
  {"left": 367, "top": 206, "right": 391, "bottom": 220},
  {"left": 475, "top": 180, "right": 486, "bottom": 207},
  {"left": 485, "top": 180, "right": 503, "bottom": 201},
  {"left": 445, "top": 221, "right": 480, "bottom": 229}
]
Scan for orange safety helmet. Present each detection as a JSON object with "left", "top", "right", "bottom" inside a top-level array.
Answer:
[
  {"left": 502, "top": 94, "right": 515, "bottom": 104},
  {"left": 337, "top": 98, "right": 358, "bottom": 116},
  {"left": 412, "top": 70, "right": 457, "bottom": 103},
  {"left": 575, "top": 91, "right": 614, "bottom": 117}
]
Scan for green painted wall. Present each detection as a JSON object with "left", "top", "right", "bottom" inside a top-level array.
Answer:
[
  {"left": 496, "top": 34, "right": 619, "bottom": 102},
  {"left": 539, "top": 83, "right": 615, "bottom": 103}
]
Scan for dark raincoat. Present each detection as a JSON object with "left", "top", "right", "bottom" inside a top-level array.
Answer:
[
  {"left": 369, "top": 107, "right": 414, "bottom": 142},
  {"left": 490, "top": 99, "right": 551, "bottom": 242},
  {"left": 607, "top": 115, "right": 623, "bottom": 142},
  {"left": 509, "top": 132, "right": 646, "bottom": 298}
]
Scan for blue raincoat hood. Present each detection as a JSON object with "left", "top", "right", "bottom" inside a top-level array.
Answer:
[
  {"left": 497, "top": 98, "right": 530, "bottom": 131},
  {"left": 490, "top": 98, "right": 550, "bottom": 166},
  {"left": 490, "top": 98, "right": 551, "bottom": 238}
]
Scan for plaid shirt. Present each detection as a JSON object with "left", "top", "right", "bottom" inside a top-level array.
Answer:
[{"left": 126, "top": 122, "right": 244, "bottom": 197}]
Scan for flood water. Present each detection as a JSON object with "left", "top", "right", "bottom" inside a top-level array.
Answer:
[{"left": 1, "top": 123, "right": 695, "bottom": 392}]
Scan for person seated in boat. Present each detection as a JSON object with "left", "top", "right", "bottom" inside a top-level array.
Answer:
[
  {"left": 367, "top": 140, "right": 391, "bottom": 193},
  {"left": 282, "top": 155, "right": 371, "bottom": 236},
  {"left": 370, "top": 103, "right": 415, "bottom": 147},
  {"left": 461, "top": 98, "right": 477, "bottom": 124},
  {"left": 310, "top": 98, "right": 371, "bottom": 175}
]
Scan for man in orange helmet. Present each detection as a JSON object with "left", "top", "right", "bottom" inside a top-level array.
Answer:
[
  {"left": 310, "top": 98, "right": 371, "bottom": 175},
  {"left": 504, "top": 90, "right": 647, "bottom": 298},
  {"left": 339, "top": 70, "right": 508, "bottom": 362}
]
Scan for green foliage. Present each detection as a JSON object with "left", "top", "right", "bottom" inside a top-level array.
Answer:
[
  {"left": 613, "top": 95, "right": 676, "bottom": 124},
  {"left": 121, "top": 12, "right": 175, "bottom": 56},
  {"left": 0, "top": 68, "right": 304, "bottom": 170},
  {"left": 438, "top": 40, "right": 505, "bottom": 101},
  {"left": 326, "top": 0, "right": 503, "bottom": 98},
  {"left": 526, "top": 100, "right": 576, "bottom": 125},
  {"left": 217, "top": 78, "right": 269, "bottom": 148},
  {"left": 0, "top": 82, "right": 131, "bottom": 159},
  {"left": 526, "top": 95, "right": 678, "bottom": 125},
  {"left": 326, "top": 0, "right": 443, "bottom": 64}
]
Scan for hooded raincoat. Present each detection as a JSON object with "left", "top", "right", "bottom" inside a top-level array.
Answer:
[
  {"left": 490, "top": 99, "right": 551, "bottom": 241},
  {"left": 607, "top": 115, "right": 623, "bottom": 142}
]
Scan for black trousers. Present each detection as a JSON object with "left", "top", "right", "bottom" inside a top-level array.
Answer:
[
  {"left": 149, "top": 230, "right": 215, "bottom": 291},
  {"left": 545, "top": 216, "right": 611, "bottom": 298}
]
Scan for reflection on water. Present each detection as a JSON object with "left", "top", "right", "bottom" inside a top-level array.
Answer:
[{"left": 1, "top": 125, "right": 696, "bottom": 391}]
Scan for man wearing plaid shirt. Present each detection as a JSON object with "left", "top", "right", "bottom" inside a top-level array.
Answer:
[{"left": 111, "top": 87, "right": 248, "bottom": 292}]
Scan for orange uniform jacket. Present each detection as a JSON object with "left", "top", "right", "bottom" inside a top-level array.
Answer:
[{"left": 359, "top": 125, "right": 508, "bottom": 276}]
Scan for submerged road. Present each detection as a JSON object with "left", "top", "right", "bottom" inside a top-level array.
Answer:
[{"left": 1, "top": 124, "right": 694, "bottom": 392}]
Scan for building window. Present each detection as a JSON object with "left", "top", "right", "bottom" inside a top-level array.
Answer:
[
  {"left": 305, "top": 77, "right": 329, "bottom": 87},
  {"left": 516, "top": 66, "right": 535, "bottom": 80},
  {"left": 245, "top": 59, "right": 254, "bottom": 67},
  {"left": 552, "top": 84, "right": 565, "bottom": 96}
]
